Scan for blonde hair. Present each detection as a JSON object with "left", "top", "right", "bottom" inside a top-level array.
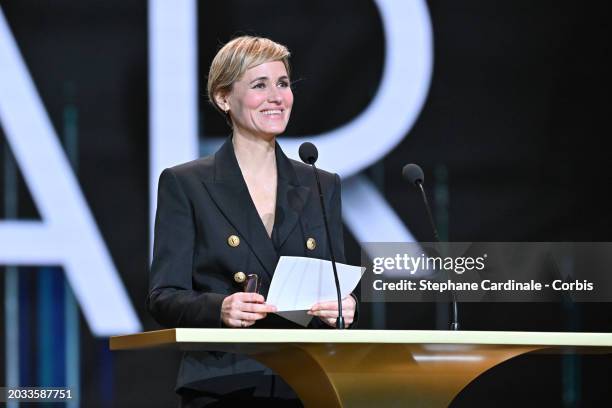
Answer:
[{"left": 207, "top": 36, "right": 291, "bottom": 113}]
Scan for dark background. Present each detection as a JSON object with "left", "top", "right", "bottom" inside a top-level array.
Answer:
[{"left": 0, "top": 0, "right": 611, "bottom": 406}]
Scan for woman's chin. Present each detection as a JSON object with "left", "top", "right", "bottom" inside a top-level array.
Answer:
[{"left": 259, "top": 125, "right": 288, "bottom": 140}]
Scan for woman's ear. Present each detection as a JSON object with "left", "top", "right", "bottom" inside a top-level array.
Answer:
[{"left": 214, "top": 92, "right": 230, "bottom": 113}]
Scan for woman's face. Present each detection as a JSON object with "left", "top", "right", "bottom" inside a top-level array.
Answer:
[{"left": 223, "top": 60, "right": 293, "bottom": 140}]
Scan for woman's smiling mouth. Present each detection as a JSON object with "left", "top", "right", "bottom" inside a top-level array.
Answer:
[{"left": 260, "top": 109, "right": 284, "bottom": 118}]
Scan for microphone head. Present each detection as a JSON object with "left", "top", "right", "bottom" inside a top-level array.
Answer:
[
  {"left": 299, "top": 142, "right": 318, "bottom": 164},
  {"left": 402, "top": 163, "right": 424, "bottom": 186}
]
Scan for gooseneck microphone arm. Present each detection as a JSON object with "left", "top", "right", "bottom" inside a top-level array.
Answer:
[
  {"left": 311, "top": 162, "right": 345, "bottom": 329},
  {"left": 419, "top": 181, "right": 458, "bottom": 330},
  {"left": 402, "top": 163, "right": 459, "bottom": 331},
  {"left": 416, "top": 182, "right": 441, "bottom": 243},
  {"left": 299, "top": 142, "right": 345, "bottom": 329}
]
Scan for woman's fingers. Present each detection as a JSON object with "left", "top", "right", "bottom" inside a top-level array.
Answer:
[
  {"left": 224, "top": 312, "right": 266, "bottom": 328},
  {"left": 311, "top": 300, "right": 338, "bottom": 311},
  {"left": 310, "top": 295, "right": 356, "bottom": 313},
  {"left": 309, "top": 309, "right": 354, "bottom": 319},
  {"left": 227, "top": 318, "right": 255, "bottom": 328},
  {"left": 221, "top": 292, "right": 277, "bottom": 327},
  {"left": 240, "top": 301, "right": 277, "bottom": 314},
  {"left": 232, "top": 311, "right": 268, "bottom": 322},
  {"left": 233, "top": 292, "right": 266, "bottom": 304},
  {"left": 319, "top": 315, "right": 354, "bottom": 326},
  {"left": 308, "top": 295, "right": 356, "bottom": 327}
]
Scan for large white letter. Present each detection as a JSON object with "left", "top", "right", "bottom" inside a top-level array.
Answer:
[
  {"left": 0, "top": 8, "right": 141, "bottom": 336},
  {"left": 149, "top": 0, "right": 433, "bottom": 246}
]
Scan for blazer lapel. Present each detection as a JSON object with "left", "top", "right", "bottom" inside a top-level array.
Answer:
[
  {"left": 201, "top": 138, "right": 278, "bottom": 279},
  {"left": 274, "top": 143, "right": 311, "bottom": 250}
]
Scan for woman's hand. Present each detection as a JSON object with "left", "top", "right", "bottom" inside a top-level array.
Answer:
[
  {"left": 308, "top": 295, "right": 356, "bottom": 327},
  {"left": 221, "top": 292, "right": 277, "bottom": 328}
]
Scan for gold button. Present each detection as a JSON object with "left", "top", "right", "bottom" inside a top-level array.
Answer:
[
  {"left": 227, "top": 235, "right": 240, "bottom": 247},
  {"left": 306, "top": 237, "right": 317, "bottom": 251},
  {"left": 233, "top": 271, "right": 246, "bottom": 283}
]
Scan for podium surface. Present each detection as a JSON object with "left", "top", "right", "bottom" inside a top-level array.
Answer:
[{"left": 111, "top": 329, "right": 612, "bottom": 407}]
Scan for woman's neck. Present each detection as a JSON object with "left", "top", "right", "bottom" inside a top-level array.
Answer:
[{"left": 232, "top": 131, "right": 277, "bottom": 176}]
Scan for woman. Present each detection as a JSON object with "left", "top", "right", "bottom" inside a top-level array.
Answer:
[{"left": 147, "top": 36, "right": 357, "bottom": 406}]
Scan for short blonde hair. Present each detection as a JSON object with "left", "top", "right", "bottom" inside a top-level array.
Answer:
[{"left": 207, "top": 36, "right": 291, "bottom": 113}]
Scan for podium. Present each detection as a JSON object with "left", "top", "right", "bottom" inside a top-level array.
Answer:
[{"left": 110, "top": 329, "right": 612, "bottom": 407}]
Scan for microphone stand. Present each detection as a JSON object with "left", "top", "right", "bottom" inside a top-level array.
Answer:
[
  {"left": 417, "top": 181, "right": 459, "bottom": 331},
  {"left": 311, "top": 163, "right": 345, "bottom": 329}
]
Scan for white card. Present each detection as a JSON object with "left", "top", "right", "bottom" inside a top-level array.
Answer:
[{"left": 266, "top": 256, "right": 364, "bottom": 326}]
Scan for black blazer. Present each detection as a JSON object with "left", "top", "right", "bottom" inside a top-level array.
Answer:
[{"left": 147, "top": 137, "right": 351, "bottom": 393}]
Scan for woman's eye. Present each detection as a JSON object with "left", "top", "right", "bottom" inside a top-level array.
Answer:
[
  {"left": 278, "top": 81, "right": 290, "bottom": 88},
  {"left": 252, "top": 83, "right": 265, "bottom": 89}
]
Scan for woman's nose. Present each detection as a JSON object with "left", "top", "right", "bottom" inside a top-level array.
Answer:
[{"left": 267, "top": 87, "right": 282, "bottom": 103}]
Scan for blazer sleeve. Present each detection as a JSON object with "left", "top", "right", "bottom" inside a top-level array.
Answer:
[{"left": 147, "top": 168, "right": 225, "bottom": 328}]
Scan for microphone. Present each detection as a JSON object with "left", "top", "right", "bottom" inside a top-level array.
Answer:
[
  {"left": 402, "top": 164, "right": 439, "bottom": 242},
  {"left": 402, "top": 163, "right": 459, "bottom": 331},
  {"left": 299, "top": 142, "right": 345, "bottom": 329},
  {"left": 298, "top": 142, "right": 318, "bottom": 164}
]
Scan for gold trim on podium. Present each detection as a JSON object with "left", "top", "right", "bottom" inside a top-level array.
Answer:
[
  {"left": 110, "top": 330, "right": 612, "bottom": 407},
  {"left": 110, "top": 328, "right": 176, "bottom": 350}
]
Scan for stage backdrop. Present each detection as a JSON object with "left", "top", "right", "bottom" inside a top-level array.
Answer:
[{"left": 0, "top": 1, "right": 611, "bottom": 406}]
